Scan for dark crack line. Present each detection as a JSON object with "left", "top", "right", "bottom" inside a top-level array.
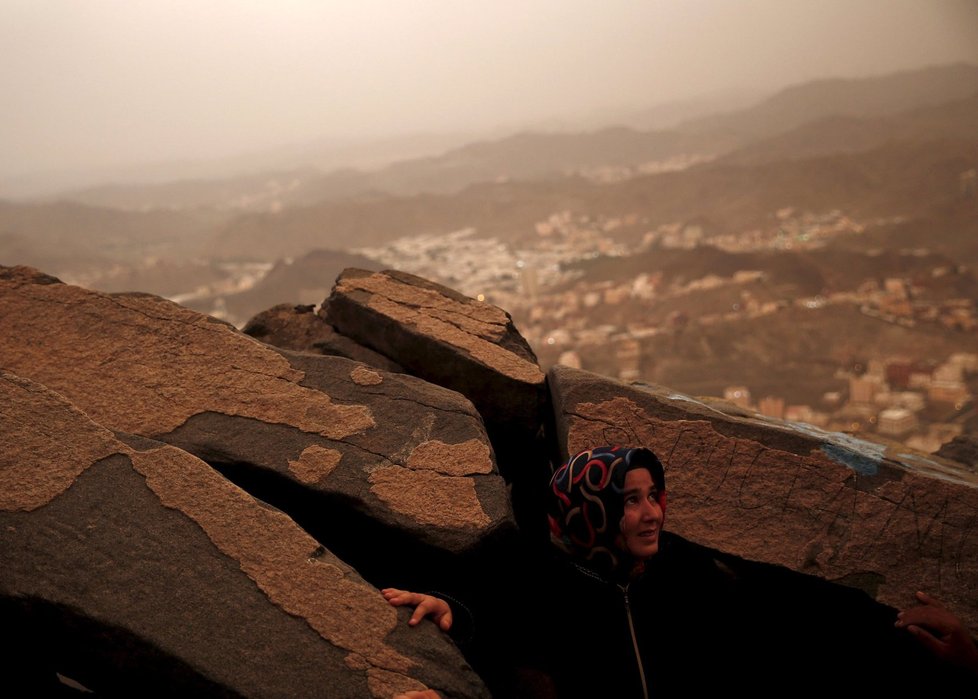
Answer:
[
  {"left": 781, "top": 467, "right": 803, "bottom": 514},
  {"left": 736, "top": 445, "right": 766, "bottom": 508},
  {"left": 714, "top": 441, "right": 737, "bottom": 494},
  {"left": 955, "top": 511, "right": 977, "bottom": 576},
  {"left": 226, "top": 362, "right": 301, "bottom": 382},
  {"left": 353, "top": 392, "right": 478, "bottom": 418},
  {"left": 874, "top": 489, "right": 911, "bottom": 544},
  {"left": 323, "top": 436, "right": 492, "bottom": 479}
]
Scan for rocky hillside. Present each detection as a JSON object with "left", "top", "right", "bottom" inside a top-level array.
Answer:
[{"left": 3, "top": 264, "right": 976, "bottom": 695}]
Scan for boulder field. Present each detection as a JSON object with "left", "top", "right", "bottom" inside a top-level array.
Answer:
[{"left": 2, "top": 264, "right": 977, "bottom": 695}]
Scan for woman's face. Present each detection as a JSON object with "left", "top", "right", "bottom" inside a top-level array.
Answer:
[{"left": 617, "top": 468, "right": 663, "bottom": 559}]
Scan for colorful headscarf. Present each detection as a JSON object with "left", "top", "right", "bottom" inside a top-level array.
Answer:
[{"left": 548, "top": 446, "right": 666, "bottom": 576}]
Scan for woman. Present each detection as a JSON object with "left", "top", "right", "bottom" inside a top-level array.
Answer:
[
  {"left": 387, "top": 445, "right": 740, "bottom": 698},
  {"left": 528, "top": 445, "right": 739, "bottom": 697},
  {"left": 386, "top": 446, "right": 978, "bottom": 697}
]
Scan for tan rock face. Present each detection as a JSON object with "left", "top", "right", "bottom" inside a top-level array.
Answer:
[
  {"left": 336, "top": 271, "right": 536, "bottom": 377},
  {"left": 288, "top": 445, "right": 343, "bottom": 484},
  {"left": 0, "top": 267, "right": 515, "bottom": 558},
  {"left": 351, "top": 365, "right": 384, "bottom": 386},
  {"left": 405, "top": 439, "right": 494, "bottom": 477},
  {"left": 0, "top": 267, "right": 373, "bottom": 440},
  {"left": 0, "top": 371, "right": 490, "bottom": 698},
  {"left": 549, "top": 365, "right": 978, "bottom": 635},
  {"left": 368, "top": 467, "right": 492, "bottom": 529},
  {"left": 0, "top": 371, "right": 120, "bottom": 511},
  {"left": 326, "top": 268, "right": 548, "bottom": 482}
]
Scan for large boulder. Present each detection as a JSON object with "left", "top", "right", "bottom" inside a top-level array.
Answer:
[
  {"left": 0, "top": 370, "right": 490, "bottom": 698},
  {"left": 325, "top": 268, "right": 548, "bottom": 479},
  {"left": 243, "top": 302, "right": 405, "bottom": 373},
  {"left": 548, "top": 364, "right": 978, "bottom": 635},
  {"left": 0, "top": 266, "right": 514, "bottom": 576}
]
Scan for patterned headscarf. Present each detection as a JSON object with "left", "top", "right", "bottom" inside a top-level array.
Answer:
[{"left": 548, "top": 446, "right": 666, "bottom": 576}]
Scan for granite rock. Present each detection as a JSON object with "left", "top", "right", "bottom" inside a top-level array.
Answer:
[
  {"left": 325, "top": 268, "right": 548, "bottom": 480},
  {"left": 0, "top": 266, "right": 514, "bottom": 571},
  {"left": 0, "top": 370, "right": 490, "bottom": 698}
]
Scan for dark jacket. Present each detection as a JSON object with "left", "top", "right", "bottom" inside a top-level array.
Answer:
[{"left": 516, "top": 532, "right": 740, "bottom": 699}]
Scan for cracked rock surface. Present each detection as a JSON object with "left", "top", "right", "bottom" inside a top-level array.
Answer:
[
  {"left": 0, "top": 370, "right": 490, "bottom": 698},
  {"left": 325, "top": 268, "right": 547, "bottom": 478},
  {"left": 0, "top": 266, "right": 514, "bottom": 561},
  {"left": 244, "top": 303, "right": 404, "bottom": 373},
  {"left": 549, "top": 365, "right": 978, "bottom": 635}
]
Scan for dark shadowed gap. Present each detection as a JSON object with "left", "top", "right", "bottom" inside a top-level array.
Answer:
[{"left": 0, "top": 597, "right": 243, "bottom": 698}]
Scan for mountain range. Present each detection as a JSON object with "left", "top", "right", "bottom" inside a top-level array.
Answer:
[{"left": 2, "top": 62, "right": 977, "bottom": 393}]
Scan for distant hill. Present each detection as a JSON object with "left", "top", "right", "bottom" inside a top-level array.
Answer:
[
  {"left": 61, "top": 167, "right": 323, "bottom": 212},
  {"left": 52, "top": 63, "right": 978, "bottom": 214},
  {"left": 828, "top": 199, "right": 978, "bottom": 266},
  {"left": 598, "top": 137, "right": 977, "bottom": 237},
  {"left": 611, "top": 87, "right": 767, "bottom": 131},
  {"left": 181, "top": 249, "right": 381, "bottom": 326},
  {"left": 721, "top": 92, "right": 978, "bottom": 166},
  {"left": 59, "top": 125, "right": 734, "bottom": 213},
  {"left": 0, "top": 199, "right": 226, "bottom": 276},
  {"left": 679, "top": 62, "right": 978, "bottom": 141},
  {"left": 14, "top": 130, "right": 974, "bottom": 275},
  {"left": 202, "top": 135, "right": 977, "bottom": 260},
  {"left": 561, "top": 246, "right": 961, "bottom": 299}
]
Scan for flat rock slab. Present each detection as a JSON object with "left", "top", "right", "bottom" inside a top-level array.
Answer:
[
  {"left": 325, "top": 268, "right": 547, "bottom": 473},
  {"left": 0, "top": 371, "right": 490, "bottom": 698},
  {"left": 549, "top": 365, "right": 978, "bottom": 634},
  {"left": 0, "top": 266, "right": 513, "bottom": 560},
  {"left": 244, "top": 303, "right": 405, "bottom": 373}
]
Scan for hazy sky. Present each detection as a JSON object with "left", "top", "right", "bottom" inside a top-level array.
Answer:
[{"left": 2, "top": 0, "right": 977, "bottom": 178}]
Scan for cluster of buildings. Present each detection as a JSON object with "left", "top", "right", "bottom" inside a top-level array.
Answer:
[
  {"left": 352, "top": 208, "right": 977, "bottom": 455},
  {"left": 575, "top": 153, "right": 713, "bottom": 184},
  {"left": 353, "top": 211, "right": 632, "bottom": 304},
  {"left": 721, "top": 352, "right": 976, "bottom": 453},
  {"left": 856, "top": 276, "right": 978, "bottom": 331},
  {"left": 624, "top": 208, "right": 876, "bottom": 253},
  {"left": 707, "top": 208, "right": 876, "bottom": 253}
]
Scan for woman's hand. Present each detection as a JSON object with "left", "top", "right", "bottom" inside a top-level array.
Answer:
[
  {"left": 382, "top": 588, "right": 453, "bottom": 631},
  {"left": 392, "top": 691, "right": 441, "bottom": 699},
  {"left": 896, "top": 591, "right": 978, "bottom": 675}
]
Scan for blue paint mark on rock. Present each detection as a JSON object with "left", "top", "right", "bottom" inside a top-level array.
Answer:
[
  {"left": 821, "top": 443, "right": 882, "bottom": 475},
  {"left": 661, "top": 387, "right": 888, "bottom": 476},
  {"left": 785, "top": 421, "right": 885, "bottom": 475}
]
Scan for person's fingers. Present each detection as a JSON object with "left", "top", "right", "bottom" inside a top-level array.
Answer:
[
  {"left": 437, "top": 607, "right": 453, "bottom": 631},
  {"left": 897, "top": 606, "right": 955, "bottom": 634},
  {"left": 907, "top": 624, "right": 947, "bottom": 654},
  {"left": 382, "top": 592, "right": 451, "bottom": 630},
  {"left": 915, "top": 590, "right": 946, "bottom": 609},
  {"left": 409, "top": 598, "right": 435, "bottom": 626},
  {"left": 385, "top": 590, "right": 423, "bottom": 608}
]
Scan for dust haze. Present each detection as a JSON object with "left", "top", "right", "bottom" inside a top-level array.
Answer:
[{"left": 2, "top": 0, "right": 976, "bottom": 188}]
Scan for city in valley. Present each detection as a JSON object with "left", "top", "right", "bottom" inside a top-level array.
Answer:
[
  {"left": 6, "top": 63, "right": 978, "bottom": 470},
  {"left": 352, "top": 200, "right": 978, "bottom": 457}
]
